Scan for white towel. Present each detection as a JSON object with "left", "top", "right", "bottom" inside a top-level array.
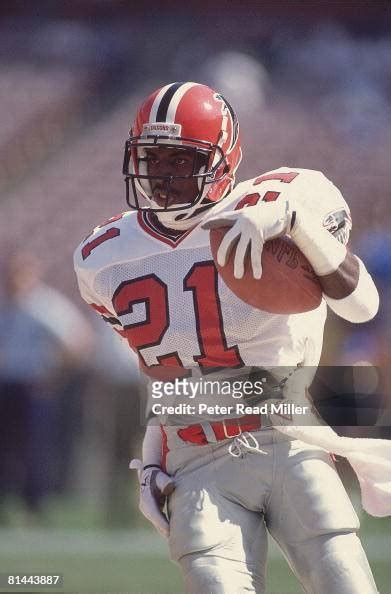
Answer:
[{"left": 275, "top": 424, "right": 391, "bottom": 517}]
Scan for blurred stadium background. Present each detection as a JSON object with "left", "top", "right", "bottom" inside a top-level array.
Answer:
[{"left": 0, "top": 1, "right": 390, "bottom": 592}]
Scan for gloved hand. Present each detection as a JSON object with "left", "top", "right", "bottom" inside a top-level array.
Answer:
[
  {"left": 202, "top": 199, "right": 293, "bottom": 279},
  {"left": 129, "top": 459, "right": 175, "bottom": 538}
]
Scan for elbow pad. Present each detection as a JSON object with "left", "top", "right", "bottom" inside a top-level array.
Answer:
[{"left": 324, "top": 257, "right": 379, "bottom": 323}]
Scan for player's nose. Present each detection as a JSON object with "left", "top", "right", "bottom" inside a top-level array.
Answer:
[
  {"left": 149, "top": 156, "right": 175, "bottom": 178},
  {"left": 158, "top": 163, "right": 177, "bottom": 178}
]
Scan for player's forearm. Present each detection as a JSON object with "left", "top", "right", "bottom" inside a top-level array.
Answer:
[
  {"left": 316, "top": 251, "right": 359, "bottom": 298},
  {"left": 142, "top": 422, "right": 163, "bottom": 467},
  {"left": 130, "top": 422, "right": 173, "bottom": 539},
  {"left": 290, "top": 214, "right": 379, "bottom": 323},
  {"left": 323, "top": 256, "right": 379, "bottom": 323}
]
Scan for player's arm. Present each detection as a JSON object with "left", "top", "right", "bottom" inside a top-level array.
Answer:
[
  {"left": 74, "top": 245, "right": 174, "bottom": 536},
  {"left": 73, "top": 225, "right": 133, "bottom": 342},
  {"left": 130, "top": 423, "right": 174, "bottom": 538},
  {"left": 289, "top": 211, "right": 379, "bottom": 323},
  {"left": 73, "top": 261, "right": 128, "bottom": 341},
  {"left": 202, "top": 178, "right": 379, "bottom": 324}
]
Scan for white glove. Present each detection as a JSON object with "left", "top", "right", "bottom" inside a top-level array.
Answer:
[
  {"left": 129, "top": 459, "right": 175, "bottom": 538},
  {"left": 202, "top": 200, "right": 293, "bottom": 279}
]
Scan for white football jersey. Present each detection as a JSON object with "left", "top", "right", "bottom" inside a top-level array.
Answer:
[{"left": 74, "top": 168, "right": 351, "bottom": 422}]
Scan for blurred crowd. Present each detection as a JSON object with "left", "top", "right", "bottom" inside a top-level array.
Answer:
[
  {"left": 0, "top": 251, "right": 140, "bottom": 525},
  {"left": 0, "top": 4, "right": 390, "bottom": 525}
]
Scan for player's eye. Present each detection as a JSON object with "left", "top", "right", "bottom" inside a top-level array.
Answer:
[
  {"left": 145, "top": 155, "right": 159, "bottom": 165},
  {"left": 174, "top": 156, "right": 192, "bottom": 166}
]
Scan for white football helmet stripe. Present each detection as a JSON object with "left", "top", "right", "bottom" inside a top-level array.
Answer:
[
  {"left": 165, "top": 82, "right": 200, "bottom": 123},
  {"left": 149, "top": 83, "right": 173, "bottom": 123}
]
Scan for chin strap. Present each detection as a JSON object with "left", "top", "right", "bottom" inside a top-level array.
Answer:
[{"left": 156, "top": 208, "right": 207, "bottom": 231}]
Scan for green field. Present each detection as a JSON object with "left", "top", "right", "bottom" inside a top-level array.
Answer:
[{"left": 0, "top": 518, "right": 390, "bottom": 593}]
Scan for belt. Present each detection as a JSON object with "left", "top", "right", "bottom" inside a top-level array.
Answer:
[{"left": 177, "top": 415, "right": 262, "bottom": 445}]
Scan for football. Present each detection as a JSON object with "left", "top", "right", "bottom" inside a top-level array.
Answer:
[{"left": 210, "top": 228, "right": 322, "bottom": 314}]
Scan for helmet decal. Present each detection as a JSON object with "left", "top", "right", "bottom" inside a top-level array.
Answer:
[{"left": 216, "top": 94, "right": 239, "bottom": 152}]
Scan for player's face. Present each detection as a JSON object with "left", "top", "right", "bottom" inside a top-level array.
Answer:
[{"left": 144, "top": 146, "right": 202, "bottom": 207}]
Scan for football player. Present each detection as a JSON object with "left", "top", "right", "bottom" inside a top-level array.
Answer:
[{"left": 74, "top": 82, "right": 380, "bottom": 593}]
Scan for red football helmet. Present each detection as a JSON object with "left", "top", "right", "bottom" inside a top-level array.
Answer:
[{"left": 122, "top": 82, "right": 242, "bottom": 228}]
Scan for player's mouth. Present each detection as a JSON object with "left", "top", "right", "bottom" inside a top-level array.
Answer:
[{"left": 152, "top": 189, "right": 183, "bottom": 208}]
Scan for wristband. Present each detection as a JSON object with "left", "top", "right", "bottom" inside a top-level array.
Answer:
[
  {"left": 143, "top": 464, "right": 161, "bottom": 471},
  {"left": 290, "top": 209, "right": 346, "bottom": 276}
]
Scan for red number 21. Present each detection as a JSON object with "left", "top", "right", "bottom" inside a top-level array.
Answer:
[{"left": 112, "top": 262, "right": 243, "bottom": 379}]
